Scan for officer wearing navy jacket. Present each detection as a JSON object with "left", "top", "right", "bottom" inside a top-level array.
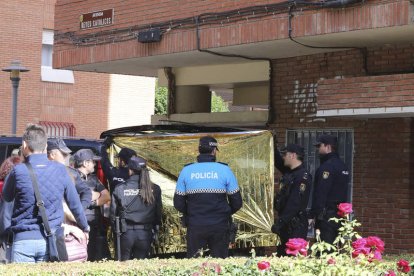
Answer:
[
  {"left": 174, "top": 136, "right": 242, "bottom": 258},
  {"left": 272, "top": 144, "right": 312, "bottom": 256},
  {"left": 310, "top": 134, "right": 350, "bottom": 244},
  {"left": 100, "top": 139, "right": 137, "bottom": 194},
  {"left": 110, "top": 156, "right": 162, "bottom": 260}
]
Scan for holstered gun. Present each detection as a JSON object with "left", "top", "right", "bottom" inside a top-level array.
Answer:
[
  {"left": 180, "top": 214, "right": 188, "bottom": 228},
  {"left": 228, "top": 217, "right": 237, "bottom": 244},
  {"left": 114, "top": 216, "right": 122, "bottom": 261}
]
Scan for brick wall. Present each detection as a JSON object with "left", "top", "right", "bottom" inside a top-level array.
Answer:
[
  {"left": 269, "top": 43, "right": 414, "bottom": 253},
  {"left": 318, "top": 73, "right": 414, "bottom": 110},
  {"left": 53, "top": 0, "right": 412, "bottom": 68},
  {"left": 1, "top": 1, "right": 154, "bottom": 139}
]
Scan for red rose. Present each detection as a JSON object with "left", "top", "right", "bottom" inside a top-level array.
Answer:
[
  {"left": 385, "top": 270, "right": 396, "bottom": 276},
  {"left": 257, "top": 261, "right": 271, "bottom": 271},
  {"left": 285, "top": 238, "right": 308, "bottom": 256},
  {"left": 352, "top": 238, "right": 370, "bottom": 258},
  {"left": 397, "top": 259, "right": 411, "bottom": 273},
  {"left": 337, "top": 203, "right": 353, "bottom": 217},
  {"left": 366, "top": 236, "right": 385, "bottom": 253},
  {"left": 327, "top": 258, "right": 336, "bottom": 265},
  {"left": 370, "top": 250, "right": 382, "bottom": 262}
]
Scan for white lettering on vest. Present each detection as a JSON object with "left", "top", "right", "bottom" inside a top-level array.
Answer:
[
  {"left": 124, "top": 189, "right": 140, "bottom": 196},
  {"left": 190, "top": 172, "right": 219, "bottom": 180}
]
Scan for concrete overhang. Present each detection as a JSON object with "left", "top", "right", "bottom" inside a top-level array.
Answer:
[
  {"left": 316, "top": 107, "right": 414, "bottom": 118},
  {"left": 60, "top": 25, "right": 414, "bottom": 77}
]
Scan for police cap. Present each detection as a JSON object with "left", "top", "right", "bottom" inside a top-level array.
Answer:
[
  {"left": 280, "top": 144, "right": 304, "bottom": 156},
  {"left": 199, "top": 136, "right": 219, "bottom": 152},
  {"left": 128, "top": 156, "right": 147, "bottom": 171},
  {"left": 73, "top": 149, "right": 101, "bottom": 162},
  {"left": 117, "top": 148, "right": 137, "bottom": 162},
  {"left": 314, "top": 134, "right": 337, "bottom": 147},
  {"left": 47, "top": 138, "right": 72, "bottom": 154}
]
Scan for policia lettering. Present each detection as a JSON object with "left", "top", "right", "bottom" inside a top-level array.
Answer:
[
  {"left": 190, "top": 172, "right": 219, "bottom": 180},
  {"left": 174, "top": 136, "right": 243, "bottom": 258},
  {"left": 110, "top": 156, "right": 162, "bottom": 261}
]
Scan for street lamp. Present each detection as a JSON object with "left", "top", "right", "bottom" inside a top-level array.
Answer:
[{"left": 2, "top": 60, "right": 30, "bottom": 135}]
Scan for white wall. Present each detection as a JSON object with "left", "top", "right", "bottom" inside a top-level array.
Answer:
[{"left": 108, "top": 74, "right": 155, "bottom": 129}]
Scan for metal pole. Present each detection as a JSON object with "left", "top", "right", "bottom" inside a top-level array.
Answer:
[{"left": 11, "top": 77, "right": 20, "bottom": 135}]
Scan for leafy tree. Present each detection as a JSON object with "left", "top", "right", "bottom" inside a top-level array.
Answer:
[
  {"left": 211, "top": 92, "right": 229, "bottom": 112},
  {"left": 154, "top": 84, "right": 229, "bottom": 114},
  {"left": 154, "top": 81, "right": 168, "bottom": 115}
]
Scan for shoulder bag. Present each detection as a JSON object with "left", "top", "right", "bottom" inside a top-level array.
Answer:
[{"left": 25, "top": 163, "right": 64, "bottom": 262}]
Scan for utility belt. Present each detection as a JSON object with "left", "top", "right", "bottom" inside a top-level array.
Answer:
[
  {"left": 317, "top": 207, "right": 337, "bottom": 221},
  {"left": 119, "top": 217, "right": 152, "bottom": 232},
  {"left": 126, "top": 224, "right": 152, "bottom": 230},
  {"left": 285, "top": 211, "right": 307, "bottom": 234}
]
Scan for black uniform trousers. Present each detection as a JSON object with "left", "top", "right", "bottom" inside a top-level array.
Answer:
[
  {"left": 87, "top": 219, "right": 111, "bottom": 261},
  {"left": 186, "top": 224, "right": 229, "bottom": 258},
  {"left": 120, "top": 227, "right": 152, "bottom": 261},
  {"left": 276, "top": 217, "right": 308, "bottom": 256},
  {"left": 316, "top": 217, "right": 340, "bottom": 245}
]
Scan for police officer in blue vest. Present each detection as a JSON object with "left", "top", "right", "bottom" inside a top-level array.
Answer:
[
  {"left": 173, "top": 136, "right": 242, "bottom": 258},
  {"left": 272, "top": 144, "right": 312, "bottom": 256},
  {"left": 310, "top": 134, "right": 350, "bottom": 244}
]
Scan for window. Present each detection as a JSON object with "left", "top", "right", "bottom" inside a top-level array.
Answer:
[
  {"left": 286, "top": 129, "right": 354, "bottom": 204},
  {"left": 42, "top": 44, "right": 53, "bottom": 67},
  {"left": 41, "top": 30, "right": 74, "bottom": 83},
  {"left": 39, "top": 121, "right": 76, "bottom": 137}
]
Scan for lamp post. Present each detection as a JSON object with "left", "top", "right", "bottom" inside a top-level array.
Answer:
[{"left": 2, "top": 60, "right": 30, "bottom": 135}]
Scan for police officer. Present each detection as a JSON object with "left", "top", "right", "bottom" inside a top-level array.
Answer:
[
  {"left": 272, "top": 144, "right": 312, "bottom": 256},
  {"left": 73, "top": 149, "right": 111, "bottom": 261},
  {"left": 110, "top": 156, "right": 162, "bottom": 260},
  {"left": 173, "top": 136, "right": 243, "bottom": 258},
  {"left": 310, "top": 134, "right": 350, "bottom": 244},
  {"left": 47, "top": 138, "right": 92, "bottom": 210},
  {"left": 100, "top": 138, "right": 137, "bottom": 194}
]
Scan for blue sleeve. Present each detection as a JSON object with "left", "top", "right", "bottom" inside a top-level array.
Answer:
[
  {"left": 63, "top": 170, "right": 89, "bottom": 231},
  {"left": 225, "top": 168, "right": 239, "bottom": 194},
  {"left": 175, "top": 168, "right": 187, "bottom": 195},
  {"left": 225, "top": 167, "right": 242, "bottom": 214},
  {"left": 2, "top": 169, "right": 16, "bottom": 202},
  {"left": 173, "top": 168, "right": 187, "bottom": 214}
]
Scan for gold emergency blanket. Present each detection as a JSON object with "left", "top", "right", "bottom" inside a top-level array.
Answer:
[{"left": 110, "top": 130, "right": 276, "bottom": 253}]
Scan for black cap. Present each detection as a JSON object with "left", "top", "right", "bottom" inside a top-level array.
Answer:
[
  {"left": 117, "top": 148, "right": 137, "bottom": 162},
  {"left": 73, "top": 149, "right": 101, "bottom": 162},
  {"left": 199, "top": 136, "right": 219, "bottom": 152},
  {"left": 47, "top": 138, "right": 72, "bottom": 154},
  {"left": 128, "top": 156, "right": 146, "bottom": 171},
  {"left": 314, "top": 134, "right": 338, "bottom": 146},
  {"left": 280, "top": 144, "right": 304, "bottom": 156}
]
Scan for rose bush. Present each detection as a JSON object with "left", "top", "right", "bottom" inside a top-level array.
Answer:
[
  {"left": 257, "top": 260, "right": 270, "bottom": 271},
  {"left": 285, "top": 238, "right": 308, "bottom": 256},
  {"left": 337, "top": 202, "right": 353, "bottom": 217},
  {"left": 397, "top": 259, "right": 411, "bottom": 273},
  {"left": 352, "top": 236, "right": 384, "bottom": 261}
]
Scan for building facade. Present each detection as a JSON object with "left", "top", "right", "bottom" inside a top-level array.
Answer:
[
  {"left": 54, "top": 0, "right": 414, "bottom": 253},
  {"left": 0, "top": 0, "right": 155, "bottom": 139}
]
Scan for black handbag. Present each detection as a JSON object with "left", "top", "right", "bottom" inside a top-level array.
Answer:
[{"left": 25, "top": 163, "right": 66, "bottom": 262}]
